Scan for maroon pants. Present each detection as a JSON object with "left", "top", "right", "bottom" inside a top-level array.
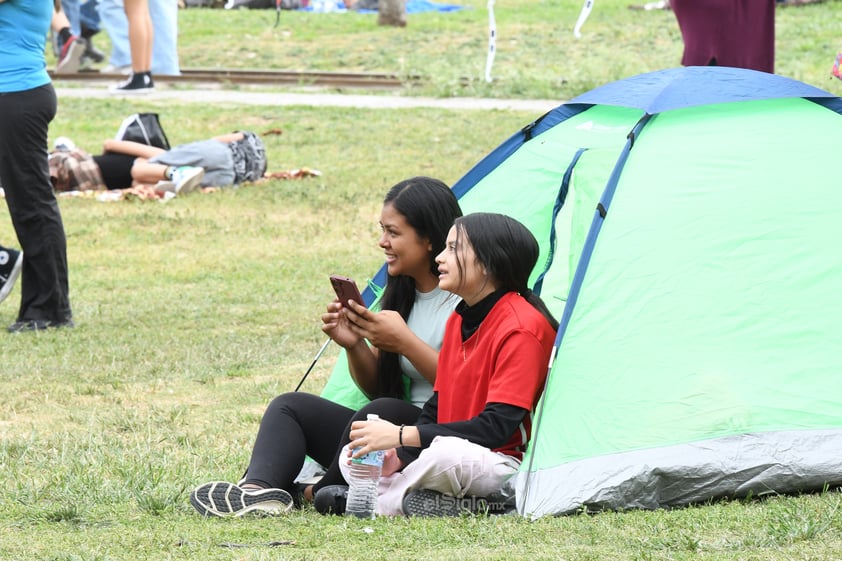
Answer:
[{"left": 671, "top": 0, "right": 775, "bottom": 73}]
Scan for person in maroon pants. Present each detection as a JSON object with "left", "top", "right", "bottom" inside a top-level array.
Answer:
[{"left": 671, "top": 0, "right": 776, "bottom": 74}]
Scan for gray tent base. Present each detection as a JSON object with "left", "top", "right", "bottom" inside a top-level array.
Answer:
[{"left": 516, "top": 428, "right": 842, "bottom": 519}]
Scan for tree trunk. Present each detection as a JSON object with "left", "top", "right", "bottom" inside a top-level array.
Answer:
[{"left": 378, "top": 0, "right": 406, "bottom": 27}]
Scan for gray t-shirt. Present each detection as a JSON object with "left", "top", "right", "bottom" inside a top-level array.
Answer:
[
  {"left": 149, "top": 139, "right": 234, "bottom": 187},
  {"left": 401, "top": 286, "right": 457, "bottom": 407}
]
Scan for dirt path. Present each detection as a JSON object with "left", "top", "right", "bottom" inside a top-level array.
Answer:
[{"left": 54, "top": 85, "right": 560, "bottom": 114}]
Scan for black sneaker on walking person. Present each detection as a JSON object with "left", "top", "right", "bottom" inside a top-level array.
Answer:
[
  {"left": 82, "top": 39, "right": 105, "bottom": 64},
  {"left": 109, "top": 71, "right": 154, "bottom": 94},
  {"left": 80, "top": 24, "right": 105, "bottom": 65},
  {"left": 190, "top": 481, "right": 294, "bottom": 517},
  {"left": 55, "top": 35, "right": 87, "bottom": 74},
  {"left": 0, "top": 246, "right": 23, "bottom": 305}
]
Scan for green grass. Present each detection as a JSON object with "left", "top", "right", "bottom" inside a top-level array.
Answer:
[
  {"left": 55, "top": 0, "right": 842, "bottom": 99},
  {"left": 7, "top": 2, "right": 842, "bottom": 559}
]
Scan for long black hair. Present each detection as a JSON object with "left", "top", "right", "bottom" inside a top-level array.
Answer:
[
  {"left": 453, "top": 213, "right": 559, "bottom": 331},
  {"left": 375, "top": 177, "right": 462, "bottom": 399}
]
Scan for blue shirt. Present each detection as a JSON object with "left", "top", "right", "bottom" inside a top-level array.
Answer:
[{"left": 0, "top": 0, "right": 52, "bottom": 93}]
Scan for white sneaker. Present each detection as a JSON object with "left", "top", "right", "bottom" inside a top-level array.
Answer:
[
  {"left": 55, "top": 36, "right": 87, "bottom": 74},
  {"left": 153, "top": 180, "right": 176, "bottom": 194},
  {"left": 170, "top": 166, "right": 205, "bottom": 195},
  {"left": 0, "top": 247, "right": 23, "bottom": 305}
]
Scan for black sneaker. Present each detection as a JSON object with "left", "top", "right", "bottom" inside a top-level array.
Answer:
[
  {"left": 7, "top": 318, "right": 75, "bottom": 333},
  {"left": 313, "top": 484, "right": 348, "bottom": 515},
  {"left": 109, "top": 71, "right": 154, "bottom": 94},
  {"left": 402, "top": 489, "right": 513, "bottom": 517},
  {"left": 190, "top": 481, "right": 294, "bottom": 517},
  {"left": 0, "top": 247, "right": 22, "bottom": 305},
  {"left": 82, "top": 39, "right": 106, "bottom": 64}
]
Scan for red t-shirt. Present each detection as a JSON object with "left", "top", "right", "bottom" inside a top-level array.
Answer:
[{"left": 433, "top": 292, "right": 556, "bottom": 459}]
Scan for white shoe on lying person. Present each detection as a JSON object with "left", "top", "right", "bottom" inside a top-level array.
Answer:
[{"left": 170, "top": 166, "right": 205, "bottom": 195}]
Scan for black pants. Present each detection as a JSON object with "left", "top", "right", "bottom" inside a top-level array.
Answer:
[
  {"left": 0, "top": 84, "right": 71, "bottom": 323},
  {"left": 244, "top": 392, "right": 422, "bottom": 493}
]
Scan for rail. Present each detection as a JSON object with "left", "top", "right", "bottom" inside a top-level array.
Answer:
[{"left": 49, "top": 68, "right": 418, "bottom": 89}]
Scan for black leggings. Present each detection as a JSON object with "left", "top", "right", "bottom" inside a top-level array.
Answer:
[{"left": 243, "top": 393, "right": 422, "bottom": 493}]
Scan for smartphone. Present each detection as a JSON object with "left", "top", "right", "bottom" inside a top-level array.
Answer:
[{"left": 329, "top": 274, "right": 365, "bottom": 308}]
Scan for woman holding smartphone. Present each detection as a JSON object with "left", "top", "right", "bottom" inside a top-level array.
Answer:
[{"left": 191, "top": 176, "right": 462, "bottom": 517}]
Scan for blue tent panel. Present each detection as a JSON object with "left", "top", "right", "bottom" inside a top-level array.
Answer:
[{"left": 569, "top": 66, "right": 836, "bottom": 114}]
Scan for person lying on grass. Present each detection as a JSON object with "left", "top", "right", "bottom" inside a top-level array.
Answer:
[{"left": 49, "top": 130, "right": 266, "bottom": 195}]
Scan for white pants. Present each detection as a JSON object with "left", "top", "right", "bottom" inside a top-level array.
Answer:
[{"left": 339, "top": 436, "right": 520, "bottom": 516}]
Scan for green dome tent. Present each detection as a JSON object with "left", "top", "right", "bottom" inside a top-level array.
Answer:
[{"left": 321, "top": 66, "right": 842, "bottom": 518}]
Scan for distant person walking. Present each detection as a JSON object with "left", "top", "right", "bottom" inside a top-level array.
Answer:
[
  {"left": 109, "top": 0, "right": 154, "bottom": 92},
  {"left": 99, "top": 0, "right": 180, "bottom": 76},
  {"left": 52, "top": 0, "right": 105, "bottom": 73},
  {"left": 52, "top": 6, "right": 87, "bottom": 74},
  {"left": 0, "top": 0, "right": 74, "bottom": 332}
]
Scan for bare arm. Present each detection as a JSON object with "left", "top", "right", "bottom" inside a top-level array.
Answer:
[
  {"left": 321, "top": 299, "right": 380, "bottom": 397},
  {"left": 344, "top": 339, "right": 380, "bottom": 397},
  {"left": 210, "top": 132, "right": 244, "bottom": 143},
  {"left": 52, "top": 6, "right": 70, "bottom": 28},
  {"left": 102, "top": 139, "right": 166, "bottom": 159},
  {"left": 343, "top": 300, "right": 438, "bottom": 385}
]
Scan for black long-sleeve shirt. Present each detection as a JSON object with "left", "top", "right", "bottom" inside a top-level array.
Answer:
[{"left": 396, "top": 396, "right": 528, "bottom": 465}]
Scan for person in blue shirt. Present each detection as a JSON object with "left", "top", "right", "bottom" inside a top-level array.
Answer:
[{"left": 0, "top": 0, "right": 74, "bottom": 333}]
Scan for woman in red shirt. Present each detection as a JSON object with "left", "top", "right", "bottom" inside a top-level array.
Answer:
[{"left": 337, "top": 212, "right": 559, "bottom": 516}]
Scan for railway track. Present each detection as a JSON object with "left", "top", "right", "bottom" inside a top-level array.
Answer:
[{"left": 50, "top": 68, "right": 418, "bottom": 89}]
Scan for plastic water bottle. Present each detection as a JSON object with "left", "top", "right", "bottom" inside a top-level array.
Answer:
[{"left": 345, "top": 414, "right": 384, "bottom": 519}]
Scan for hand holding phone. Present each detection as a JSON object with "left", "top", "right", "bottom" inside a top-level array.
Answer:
[{"left": 330, "top": 274, "right": 365, "bottom": 308}]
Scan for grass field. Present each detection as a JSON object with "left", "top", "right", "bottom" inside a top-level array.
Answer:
[
  {"left": 3, "top": 1, "right": 842, "bottom": 559},
  {"left": 54, "top": 0, "right": 842, "bottom": 100}
]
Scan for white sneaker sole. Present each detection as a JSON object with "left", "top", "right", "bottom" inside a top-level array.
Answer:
[{"left": 108, "top": 85, "right": 155, "bottom": 95}]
